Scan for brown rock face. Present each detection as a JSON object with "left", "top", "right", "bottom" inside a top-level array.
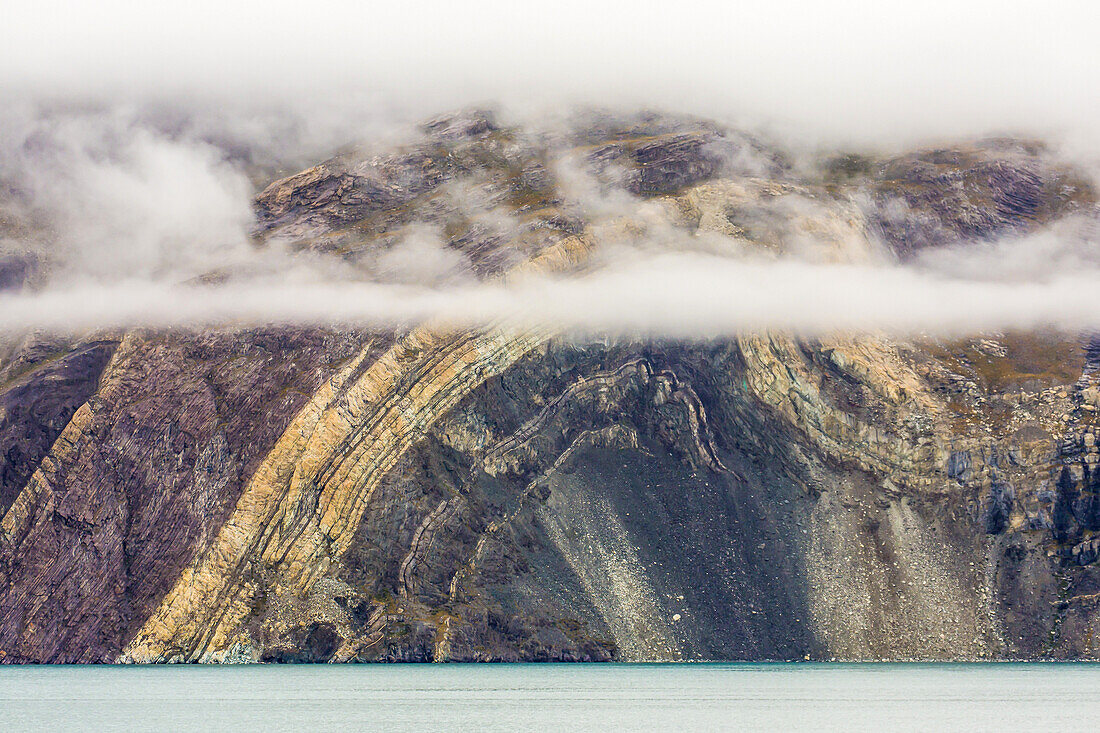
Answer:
[
  {"left": 0, "top": 253, "right": 36, "bottom": 292},
  {"left": 0, "top": 339, "right": 117, "bottom": 514},
  {"left": 867, "top": 142, "right": 1094, "bottom": 258},
  {"left": 2, "top": 110, "right": 1100, "bottom": 663},
  {"left": 0, "top": 328, "right": 375, "bottom": 662}
]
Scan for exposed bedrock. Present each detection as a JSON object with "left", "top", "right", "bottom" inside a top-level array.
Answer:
[
  {"left": 0, "top": 328, "right": 374, "bottom": 662},
  {"left": 863, "top": 142, "right": 1094, "bottom": 258},
  {"left": 0, "top": 337, "right": 117, "bottom": 514},
  {"left": 3, "top": 111, "right": 1100, "bottom": 662},
  {"left": 3, "top": 330, "right": 1077, "bottom": 663},
  {"left": 4, "top": 326, "right": 1099, "bottom": 662}
]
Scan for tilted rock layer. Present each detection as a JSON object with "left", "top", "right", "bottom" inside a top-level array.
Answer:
[{"left": 2, "top": 110, "right": 1100, "bottom": 662}]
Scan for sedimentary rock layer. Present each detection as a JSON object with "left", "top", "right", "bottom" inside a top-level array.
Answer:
[{"left": 2, "top": 110, "right": 1099, "bottom": 662}]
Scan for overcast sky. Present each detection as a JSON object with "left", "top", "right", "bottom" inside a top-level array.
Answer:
[{"left": 4, "top": 0, "right": 1100, "bottom": 146}]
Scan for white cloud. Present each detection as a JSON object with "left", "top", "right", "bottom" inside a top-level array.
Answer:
[
  {"left": 3, "top": 230, "right": 1100, "bottom": 337},
  {"left": 3, "top": 0, "right": 1100, "bottom": 147},
  {"left": 0, "top": 105, "right": 255, "bottom": 282},
  {"left": 2, "top": 1, "right": 1100, "bottom": 336},
  {"left": 374, "top": 224, "right": 475, "bottom": 286}
]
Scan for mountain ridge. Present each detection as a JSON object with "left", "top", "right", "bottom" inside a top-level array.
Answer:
[{"left": 2, "top": 109, "right": 1099, "bottom": 662}]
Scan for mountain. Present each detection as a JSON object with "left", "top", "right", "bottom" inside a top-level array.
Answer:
[{"left": 2, "top": 110, "right": 1099, "bottom": 663}]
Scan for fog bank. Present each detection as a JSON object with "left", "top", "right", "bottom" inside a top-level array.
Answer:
[{"left": 2, "top": 1, "right": 1100, "bottom": 337}]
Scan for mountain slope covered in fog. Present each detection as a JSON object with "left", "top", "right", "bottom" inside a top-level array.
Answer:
[{"left": 2, "top": 109, "right": 1100, "bottom": 663}]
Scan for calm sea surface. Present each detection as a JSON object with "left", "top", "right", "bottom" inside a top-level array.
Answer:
[{"left": 2, "top": 662, "right": 1097, "bottom": 731}]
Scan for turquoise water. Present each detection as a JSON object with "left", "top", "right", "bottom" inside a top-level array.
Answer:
[{"left": 2, "top": 663, "right": 1097, "bottom": 731}]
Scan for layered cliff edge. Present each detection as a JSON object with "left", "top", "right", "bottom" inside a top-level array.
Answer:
[{"left": 2, "top": 110, "right": 1100, "bottom": 663}]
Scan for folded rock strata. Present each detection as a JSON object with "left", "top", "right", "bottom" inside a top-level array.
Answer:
[{"left": 2, "top": 110, "right": 1100, "bottom": 662}]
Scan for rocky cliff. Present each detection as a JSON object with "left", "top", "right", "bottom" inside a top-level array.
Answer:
[{"left": 2, "top": 110, "right": 1099, "bottom": 662}]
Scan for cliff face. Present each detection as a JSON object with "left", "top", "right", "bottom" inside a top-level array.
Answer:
[{"left": 2, "top": 110, "right": 1099, "bottom": 662}]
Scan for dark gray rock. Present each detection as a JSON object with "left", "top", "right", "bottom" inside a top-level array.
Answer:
[
  {"left": 0, "top": 253, "right": 35, "bottom": 292},
  {"left": 0, "top": 340, "right": 117, "bottom": 514},
  {"left": 867, "top": 145, "right": 1091, "bottom": 258},
  {"left": 422, "top": 109, "right": 499, "bottom": 142}
]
